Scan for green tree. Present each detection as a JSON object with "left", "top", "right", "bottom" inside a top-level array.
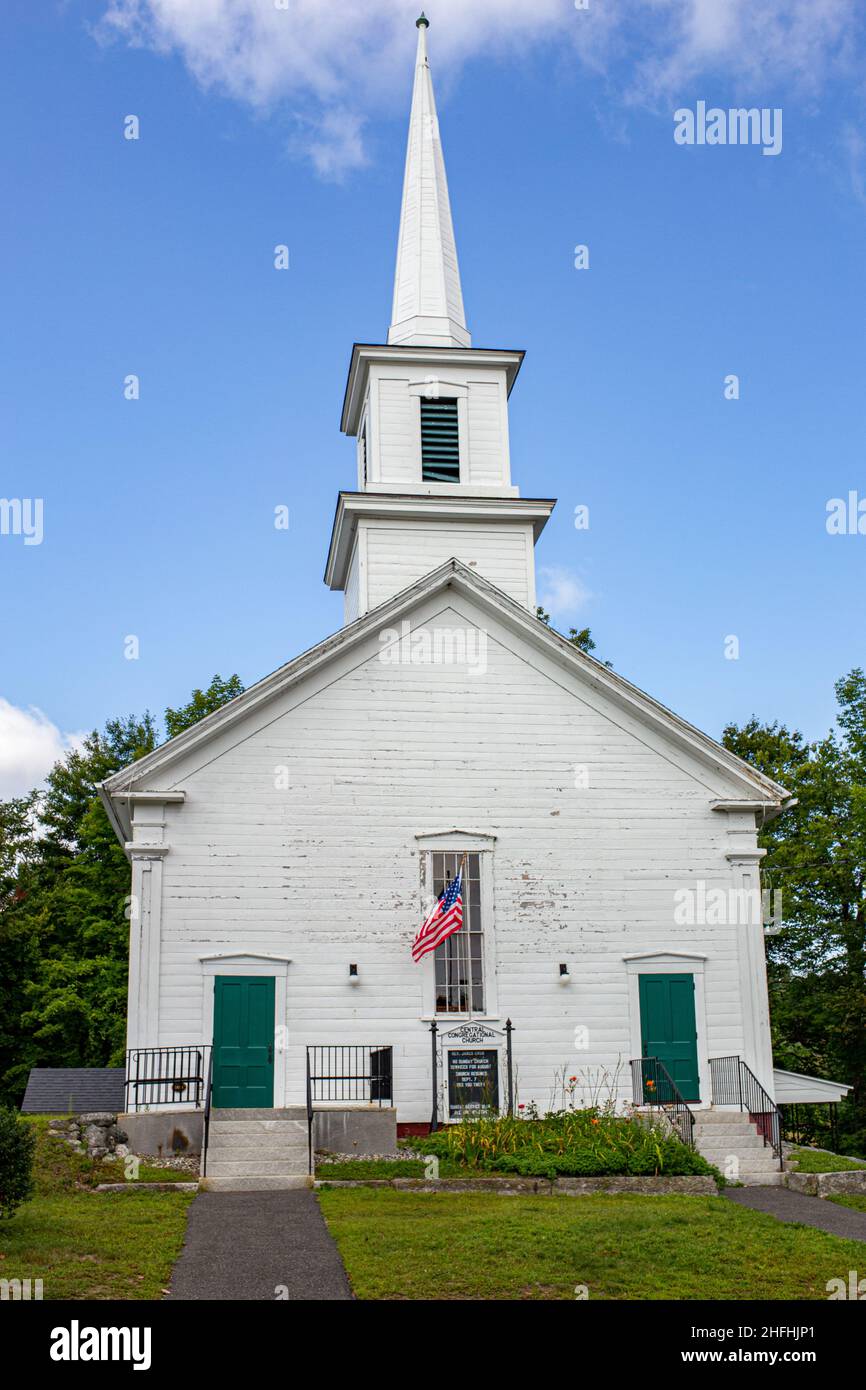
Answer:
[
  {"left": 165, "top": 674, "right": 244, "bottom": 739},
  {"left": 0, "top": 675, "right": 245, "bottom": 1107},
  {"left": 535, "top": 607, "right": 612, "bottom": 667},
  {"left": 723, "top": 669, "right": 866, "bottom": 1153}
]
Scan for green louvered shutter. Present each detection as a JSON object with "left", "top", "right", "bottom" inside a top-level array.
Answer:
[{"left": 420, "top": 397, "right": 460, "bottom": 481}]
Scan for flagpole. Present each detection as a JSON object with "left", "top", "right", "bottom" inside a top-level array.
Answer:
[{"left": 459, "top": 852, "right": 470, "bottom": 1019}]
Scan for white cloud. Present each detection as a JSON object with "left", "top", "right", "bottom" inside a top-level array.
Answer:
[
  {"left": 625, "top": 0, "right": 856, "bottom": 107},
  {"left": 537, "top": 566, "right": 591, "bottom": 622},
  {"left": 94, "top": 1, "right": 862, "bottom": 178},
  {"left": 0, "top": 699, "right": 86, "bottom": 799}
]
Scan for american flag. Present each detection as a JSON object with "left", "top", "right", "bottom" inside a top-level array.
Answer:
[{"left": 412, "top": 864, "right": 463, "bottom": 962}]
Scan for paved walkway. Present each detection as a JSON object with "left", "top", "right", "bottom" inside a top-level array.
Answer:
[
  {"left": 168, "top": 1190, "right": 353, "bottom": 1300},
  {"left": 725, "top": 1186, "right": 866, "bottom": 1242}
]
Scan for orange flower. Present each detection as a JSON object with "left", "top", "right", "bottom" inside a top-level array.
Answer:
[
  {"left": 646, "top": 1079, "right": 656, "bottom": 1090},
  {"left": 591, "top": 1118, "right": 600, "bottom": 1126}
]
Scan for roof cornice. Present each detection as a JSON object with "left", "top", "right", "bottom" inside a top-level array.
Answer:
[
  {"left": 340, "top": 343, "right": 525, "bottom": 435},
  {"left": 324, "top": 491, "right": 555, "bottom": 590}
]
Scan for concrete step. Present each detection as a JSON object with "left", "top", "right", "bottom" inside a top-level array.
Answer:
[
  {"left": 694, "top": 1131, "right": 766, "bottom": 1147},
  {"left": 203, "top": 1175, "right": 312, "bottom": 1192},
  {"left": 700, "top": 1145, "right": 783, "bottom": 1167},
  {"left": 205, "top": 1150, "right": 308, "bottom": 1173},
  {"left": 208, "top": 1126, "right": 306, "bottom": 1144},
  {"left": 206, "top": 1158, "right": 308, "bottom": 1177},
  {"left": 209, "top": 1119, "right": 306, "bottom": 1134},
  {"left": 211, "top": 1108, "right": 307, "bottom": 1122},
  {"left": 737, "top": 1172, "right": 785, "bottom": 1187},
  {"left": 207, "top": 1139, "right": 308, "bottom": 1150},
  {"left": 691, "top": 1110, "right": 756, "bottom": 1124}
]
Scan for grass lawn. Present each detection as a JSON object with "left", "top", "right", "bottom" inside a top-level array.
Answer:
[
  {"left": 788, "top": 1147, "right": 866, "bottom": 1173},
  {"left": 317, "top": 1159, "right": 426, "bottom": 1180},
  {"left": 318, "top": 1189, "right": 866, "bottom": 1300},
  {"left": 827, "top": 1194, "right": 866, "bottom": 1214},
  {"left": 0, "top": 1115, "right": 194, "bottom": 1299},
  {"left": 0, "top": 1190, "right": 194, "bottom": 1299}
]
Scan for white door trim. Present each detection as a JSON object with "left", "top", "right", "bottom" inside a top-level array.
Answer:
[
  {"left": 199, "top": 953, "right": 291, "bottom": 1108},
  {"left": 623, "top": 952, "right": 709, "bottom": 1107}
]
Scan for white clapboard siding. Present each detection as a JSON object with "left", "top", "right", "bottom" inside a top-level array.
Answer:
[
  {"left": 141, "top": 595, "right": 766, "bottom": 1121},
  {"left": 466, "top": 380, "right": 505, "bottom": 484},
  {"left": 343, "top": 539, "right": 361, "bottom": 625},
  {"left": 376, "top": 379, "right": 417, "bottom": 483},
  {"left": 364, "top": 521, "right": 532, "bottom": 610}
]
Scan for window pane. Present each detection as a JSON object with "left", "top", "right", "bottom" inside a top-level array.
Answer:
[{"left": 433, "top": 851, "right": 484, "bottom": 1014}]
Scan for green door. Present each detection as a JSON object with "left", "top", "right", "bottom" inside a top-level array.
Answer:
[
  {"left": 638, "top": 973, "right": 700, "bottom": 1102},
  {"left": 212, "top": 976, "right": 275, "bottom": 1109}
]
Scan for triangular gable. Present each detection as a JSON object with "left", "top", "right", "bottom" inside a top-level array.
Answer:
[{"left": 100, "top": 558, "right": 792, "bottom": 832}]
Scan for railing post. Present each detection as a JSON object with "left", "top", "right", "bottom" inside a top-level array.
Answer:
[
  {"left": 505, "top": 1019, "right": 514, "bottom": 1117},
  {"left": 306, "top": 1048, "right": 314, "bottom": 1175},
  {"left": 430, "top": 1021, "right": 439, "bottom": 1133},
  {"left": 201, "top": 1047, "right": 213, "bottom": 1178}
]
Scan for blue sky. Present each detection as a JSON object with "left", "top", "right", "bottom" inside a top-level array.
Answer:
[{"left": 1, "top": 0, "right": 865, "bottom": 794}]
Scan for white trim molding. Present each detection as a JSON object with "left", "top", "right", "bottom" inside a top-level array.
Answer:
[{"left": 415, "top": 828, "right": 497, "bottom": 851}]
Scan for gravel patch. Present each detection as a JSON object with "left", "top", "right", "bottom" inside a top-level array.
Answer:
[{"left": 315, "top": 1148, "right": 424, "bottom": 1162}]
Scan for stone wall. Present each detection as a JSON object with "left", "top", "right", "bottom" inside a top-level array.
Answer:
[
  {"left": 785, "top": 1170, "right": 866, "bottom": 1198},
  {"left": 48, "top": 1113, "right": 130, "bottom": 1161}
]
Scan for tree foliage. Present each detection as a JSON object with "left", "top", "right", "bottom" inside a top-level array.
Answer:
[
  {"left": 535, "top": 607, "right": 612, "bottom": 667},
  {"left": 0, "top": 676, "right": 243, "bottom": 1107},
  {"left": 723, "top": 669, "right": 866, "bottom": 1153}
]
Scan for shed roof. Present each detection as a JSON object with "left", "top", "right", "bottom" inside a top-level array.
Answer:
[{"left": 21, "top": 1067, "right": 126, "bottom": 1114}]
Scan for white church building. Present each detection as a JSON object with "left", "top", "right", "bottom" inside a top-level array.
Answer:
[{"left": 101, "top": 17, "right": 847, "bottom": 1186}]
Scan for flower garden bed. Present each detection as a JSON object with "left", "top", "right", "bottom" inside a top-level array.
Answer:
[{"left": 404, "top": 1107, "right": 721, "bottom": 1183}]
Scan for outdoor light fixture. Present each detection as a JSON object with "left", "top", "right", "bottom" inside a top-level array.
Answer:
[
  {"left": 348, "top": 963, "right": 359, "bottom": 984},
  {"left": 558, "top": 963, "right": 570, "bottom": 984}
]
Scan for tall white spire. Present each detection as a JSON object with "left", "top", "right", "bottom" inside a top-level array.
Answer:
[{"left": 387, "top": 14, "right": 471, "bottom": 349}]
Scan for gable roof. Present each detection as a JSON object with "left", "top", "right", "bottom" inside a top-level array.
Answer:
[
  {"left": 100, "top": 557, "right": 792, "bottom": 842},
  {"left": 21, "top": 1068, "right": 126, "bottom": 1114}
]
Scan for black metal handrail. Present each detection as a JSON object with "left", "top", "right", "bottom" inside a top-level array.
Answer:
[
  {"left": 305, "top": 1045, "right": 394, "bottom": 1174},
  {"left": 709, "top": 1055, "right": 784, "bottom": 1169},
  {"left": 124, "top": 1046, "right": 210, "bottom": 1111},
  {"left": 200, "top": 1046, "right": 214, "bottom": 1178},
  {"left": 630, "top": 1056, "right": 696, "bottom": 1148}
]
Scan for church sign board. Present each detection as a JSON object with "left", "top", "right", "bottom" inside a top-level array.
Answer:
[{"left": 442, "top": 1023, "right": 502, "bottom": 1119}]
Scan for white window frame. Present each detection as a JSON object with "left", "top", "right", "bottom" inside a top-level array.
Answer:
[{"left": 415, "top": 830, "right": 498, "bottom": 1021}]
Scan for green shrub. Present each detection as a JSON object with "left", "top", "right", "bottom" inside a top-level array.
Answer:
[
  {"left": 412, "top": 1108, "right": 721, "bottom": 1184},
  {"left": 0, "top": 1106, "right": 36, "bottom": 1218}
]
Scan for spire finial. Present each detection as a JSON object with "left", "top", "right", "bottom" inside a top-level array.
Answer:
[
  {"left": 388, "top": 5, "right": 470, "bottom": 349},
  {"left": 416, "top": 12, "right": 429, "bottom": 27}
]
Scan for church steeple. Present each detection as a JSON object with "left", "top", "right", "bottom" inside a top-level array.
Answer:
[
  {"left": 328, "top": 16, "right": 555, "bottom": 624},
  {"left": 388, "top": 14, "right": 470, "bottom": 349}
]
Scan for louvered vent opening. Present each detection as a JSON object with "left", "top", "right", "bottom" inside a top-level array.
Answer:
[{"left": 420, "top": 397, "right": 460, "bottom": 482}]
